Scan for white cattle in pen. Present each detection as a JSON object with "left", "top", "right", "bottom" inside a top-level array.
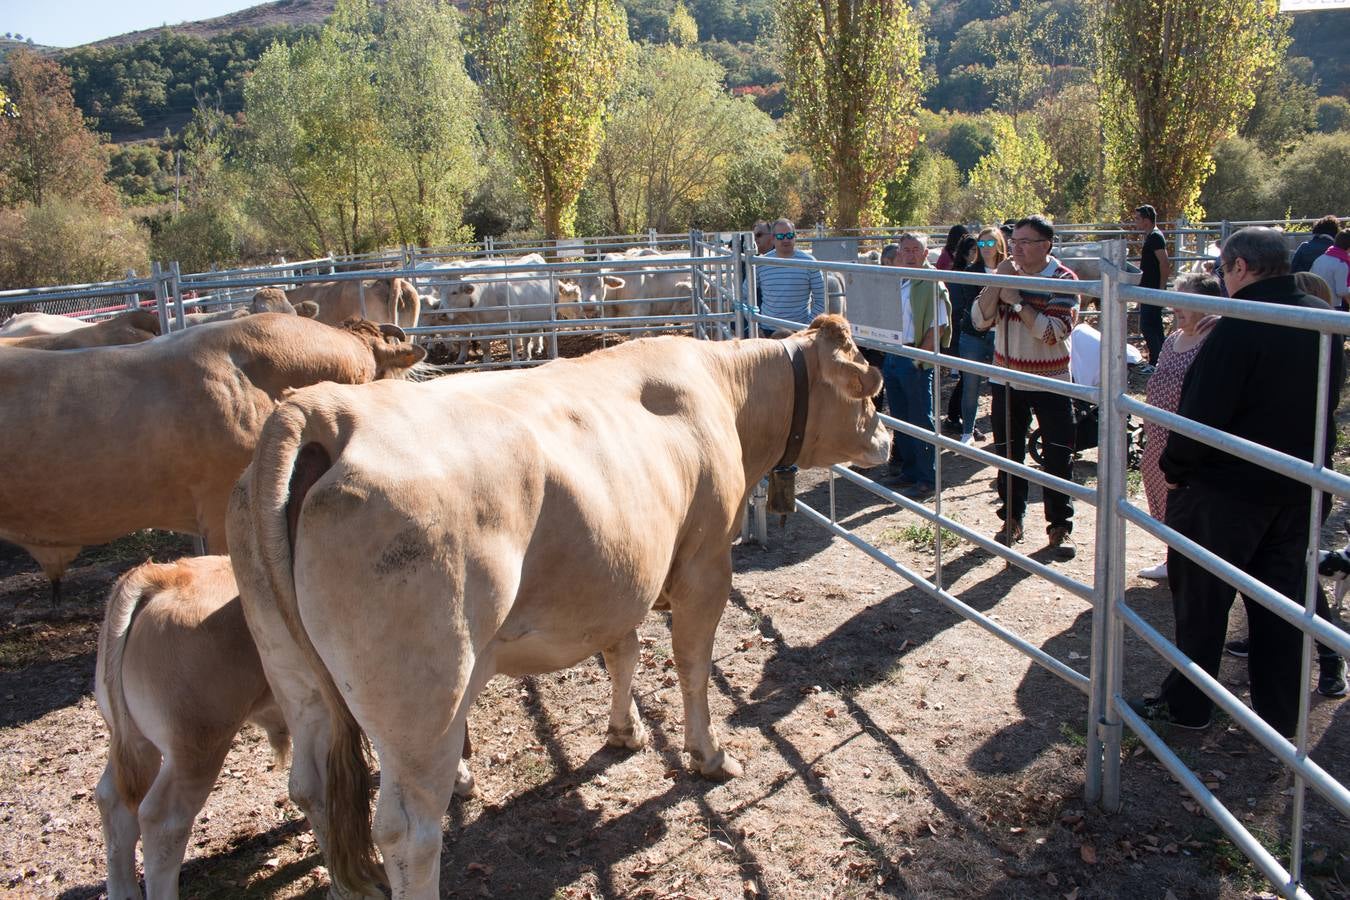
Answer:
[
  {"left": 420, "top": 253, "right": 560, "bottom": 363},
  {"left": 560, "top": 247, "right": 695, "bottom": 321}
]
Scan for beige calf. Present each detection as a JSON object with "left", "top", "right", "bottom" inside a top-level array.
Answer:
[{"left": 94, "top": 556, "right": 288, "bottom": 900}]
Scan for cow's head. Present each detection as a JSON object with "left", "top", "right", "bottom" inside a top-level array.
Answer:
[
  {"left": 251, "top": 288, "right": 299, "bottom": 315},
  {"left": 340, "top": 317, "right": 427, "bottom": 379},
  {"left": 790, "top": 314, "right": 890, "bottom": 469},
  {"left": 437, "top": 280, "right": 478, "bottom": 311}
]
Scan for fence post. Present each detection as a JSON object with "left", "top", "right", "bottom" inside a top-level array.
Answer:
[
  {"left": 1087, "top": 238, "right": 1128, "bottom": 811},
  {"left": 170, "top": 261, "right": 186, "bottom": 331},
  {"left": 152, "top": 265, "right": 171, "bottom": 334},
  {"left": 125, "top": 268, "right": 140, "bottom": 312},
  {"left": 732, "top": 232, "right": 746, "bottom": 341},
  {"left": 689, "top": 229, "right": 703, "bottom": 340}
]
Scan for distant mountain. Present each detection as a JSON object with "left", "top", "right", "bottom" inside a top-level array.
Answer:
[
  {"left": 76, "top": 0, "right": 339, "bottom": 49},
  {"left": 0, "top": 36, "right": 56, "bottom": 63}
]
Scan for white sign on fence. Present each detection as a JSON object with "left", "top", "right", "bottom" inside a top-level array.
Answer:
[{"left": 1279, "top": 0, "right": 1350, "bottom": 10}]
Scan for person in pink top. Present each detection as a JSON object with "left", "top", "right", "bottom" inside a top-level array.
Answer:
[{"left": 1137, "top": 273, "right": 1222, "bottom": 580}]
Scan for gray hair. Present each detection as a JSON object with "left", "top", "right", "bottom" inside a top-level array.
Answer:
[
  {"left": 899, "top": 231, "right": 928, "bottom": 248},
  {"left": 1221, "top": 227, "right": 1290, "bottom": 279},
  {"left": 880, "top": 243, "right": 900, "bottom": 264}
]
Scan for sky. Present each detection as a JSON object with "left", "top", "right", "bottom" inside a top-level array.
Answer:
[{"left": 4, "top": 1, "right": 259, "bottom": 49}]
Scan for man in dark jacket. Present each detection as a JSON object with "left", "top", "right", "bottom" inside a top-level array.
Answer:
[
  {"left": 1290, "top": 215, "right": 1341, "bottom": 273},
  {"left": 1132, "top": 227, "right": 1344, "bottom": 737}
]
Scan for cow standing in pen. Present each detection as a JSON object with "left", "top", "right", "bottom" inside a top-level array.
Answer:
[
  {"left": 0, "top": 314, "right": 424, "bottom": 602},
  {"left": 228, "top": 314, "right": 891, "bottom": 899}
]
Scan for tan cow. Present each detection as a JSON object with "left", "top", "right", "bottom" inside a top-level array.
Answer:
[
  {"left": 228, "top": 314, "right": 890, "bottom": 898},
  {"left": 0, "top": 311, "right": 95, "bottom": 337},
  {"left": 286, "top": 278, "right": 421, "bottom": 329},
  {"left": 0, "top": 310, "right": 160, "bottom": 350},
  {"left": 182, "top": 288, "right": 319, "bottom": 327},
  {"left": 95, "top": 556, "right": 290, "bottom": 900},
  {"left": 94, "top": 555, "right": 475, "bottom": 900},
  {"left": 0, "top": 314, "right": 424, "bottom": 602}
]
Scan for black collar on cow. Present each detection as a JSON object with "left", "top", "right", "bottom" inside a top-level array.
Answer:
[{"left": 774, "top": 340, "right": 809, "bottom": 471}]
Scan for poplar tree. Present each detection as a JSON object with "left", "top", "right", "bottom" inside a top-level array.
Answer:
[
  {"left": 778, "top": 0, "right": 925, "bottom": 229},
  {"left": 475, "top": 0, "right": 631, "bottom": 240},
  {"left": 1099, "top": 0, "right": 1286, "bottom": 221}
]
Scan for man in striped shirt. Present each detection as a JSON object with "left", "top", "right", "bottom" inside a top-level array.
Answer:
[
  {"left": 971, "top": 214, "right": 1080, "bottom": 558},
  {"left": 754, "top": 219, "right": 826, "bottom": 335}
]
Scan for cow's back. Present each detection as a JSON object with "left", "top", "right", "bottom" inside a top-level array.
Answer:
[{"left": 0, "top": 314, "right": 380, "bottom": 548}]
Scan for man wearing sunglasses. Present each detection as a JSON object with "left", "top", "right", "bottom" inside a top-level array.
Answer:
[
  {"left": 753, "top": 218, "right": 826, "bottom": 335},
  {"left": 971, "top": 214, "right": 1079, "bottom": 558}
]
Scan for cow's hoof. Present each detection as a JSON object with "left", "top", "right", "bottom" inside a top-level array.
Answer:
[
  {"left": 454, "top": 759, "right": 477, "bottom": 798},
  {"left": 695, "top": 749, "right": 742, "bottom": 781},
  {"left": 606, "top": 721, "right": 648, "bottom": 750}
]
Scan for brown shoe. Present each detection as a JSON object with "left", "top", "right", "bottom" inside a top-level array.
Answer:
[
  {"left": 994, "top": 520, "right": 1024, "bottom": 546},
  {"left": 1048, "top": 526, "right": 1076, "bottom": 560}
]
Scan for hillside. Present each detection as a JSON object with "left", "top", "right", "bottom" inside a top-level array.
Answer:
[{"left": 78, "top": 0, "right": 338, "bottom": 49}]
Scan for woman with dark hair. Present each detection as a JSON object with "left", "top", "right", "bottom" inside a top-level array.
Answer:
[
  {"left": 948, "top": 229, "right": 1002, "bottom": 444},
  {"left": 935, "top": 224, "right": 969, "bottom": 271}
]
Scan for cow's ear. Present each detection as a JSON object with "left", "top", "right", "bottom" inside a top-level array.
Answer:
[
  {"left": 603, "top": 275, "right": 626, "bottom": 289},
  {"left": 295, "top": 301, "right": 320, "bottom": 318},
  {"left": 811, "top": 315, "right": 879, "bottom": 399}
]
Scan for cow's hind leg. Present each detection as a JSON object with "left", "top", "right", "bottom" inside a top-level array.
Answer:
[
  {"left": 96, "top": 760, "right": 146, "bottom": 900},
  {"left": 136, "top": 749, "right": 228, "bottom": 899},
  {"left": 669, "top": 555, "right": 741, "bottom": 780},
  {"left": 602, "top": 630, "right": 647, "bottom": 750}
]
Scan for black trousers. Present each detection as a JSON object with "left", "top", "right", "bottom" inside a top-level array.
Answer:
[
  {"left": 1161, "top": 486, "right": 1311, "bottom": 737},
  {"left": 991, "top": 384, "right": 1075, "bottom": 533},
  {"left": 1140, "top": 303, "right": 1165, "bottom": 365}
]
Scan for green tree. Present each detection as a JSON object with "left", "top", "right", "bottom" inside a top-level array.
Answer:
[
  {"left": 963, "top": 114, "right": 1059, "bottom": 224},
  {"left": 475, "top": 0, "right": 631, "bottom": 240},
  {"left": 585, "top": 45, "right": 774, "bottom": 233},
  {"left": 1240, "top": 55, "right": 1318, "bottom": 158},
  {"left": 778, "top": 0, "right": 926, "bottom": 228},
  {"left": 1197, "top": 136, "right": 1274, "bottom": 222},
  {"left": 1269, "top": 131, "right": 1350, "bottom": 220},
  {"left": 882, "top": 145, "right": 961, "bottom": 226},
  {"left": 375, "top": 0, "right": 480, "bottom": 247},
  {"left": 668, "top": 0, "right": 699, "bottom": 44},
  {"left": 1099, "top": 0, "right": 1286, "bottom": 221},
  {"left": 1315, "top": 97, "right": 1350, "bottom": 135},
  {"left": 0, "top": 50, "right": 114, "bottom": 210}
]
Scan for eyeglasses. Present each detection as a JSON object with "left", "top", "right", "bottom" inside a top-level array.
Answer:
[
  {"left": 976, "top": 239, "right": 998, "bottom": 248},
  {"left": 774, "top": 232, "right": 795, "bottom": 240},
  {"left": 1008, "top": 238, "right": 1050, "bottom": 247}
]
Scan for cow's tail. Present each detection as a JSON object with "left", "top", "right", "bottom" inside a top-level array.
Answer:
[
  {"left": 393, "top": 277, "right": 421, "bottom": 329},
  {"left": 247, "top": 402, "right": 385, "bottom": 895},
  {"left": 98, "top": 563, "right": 164, "bottom": 809}
]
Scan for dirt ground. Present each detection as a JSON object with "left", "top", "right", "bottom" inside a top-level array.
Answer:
[{"left": 1, "top": 349, "right": 1348, "bottom": 900}]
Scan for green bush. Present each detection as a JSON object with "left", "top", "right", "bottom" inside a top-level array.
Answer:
[
  {"left": 0, "top": 198, "right": 149, "bottom": 290},
  {"left": 1198, "top": 137, "right": 1276, "bottom": 222},
  {"left": 151, "top": 200, "right": 261, "bottom": 273},
  {"left": 1269, "top": 131, "right": 1350, "bottom": 220}
]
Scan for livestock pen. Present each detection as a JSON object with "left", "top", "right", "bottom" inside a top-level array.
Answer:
[{"left": 0, "top": 229, "right": 1346, "bottom": 898}]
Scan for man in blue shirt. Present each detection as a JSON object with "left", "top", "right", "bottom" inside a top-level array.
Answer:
[{"left": 755, "top": 218, "right": 825, "bottom": 335}]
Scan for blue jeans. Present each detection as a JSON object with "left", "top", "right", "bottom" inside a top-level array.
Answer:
[
  {"left": 881, "top": 353, "right": 935, "bottom": 486},
  {"left": 958, "top": 330, "right": 995, "bottom": 433}
]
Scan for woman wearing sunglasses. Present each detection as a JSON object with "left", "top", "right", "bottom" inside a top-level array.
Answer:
[{"left": 947, "top": 228, "right": 1005, "bottom": 445}]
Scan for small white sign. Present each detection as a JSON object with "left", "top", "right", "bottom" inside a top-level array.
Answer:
[{"left": 1280, "top": 0, "right": 1350, "bottom": 10}]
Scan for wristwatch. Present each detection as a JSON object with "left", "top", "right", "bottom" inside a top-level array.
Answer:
[{"left": 1011, "top": 302, "right": 1023, "bottom": 313}]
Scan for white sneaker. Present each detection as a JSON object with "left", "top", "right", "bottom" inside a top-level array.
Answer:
[
  {"left": 1138, "top": 561, "right": 1168, "bottom": 581},
  {"left": 959, "top": 433, "right": 975, "bottom": 446}
]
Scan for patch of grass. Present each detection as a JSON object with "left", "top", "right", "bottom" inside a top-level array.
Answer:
[
  {"left": 1126, "top": 467, "right": 1143, "bottom": 497},
  {"left": 1207, "top": 828, "right": 1290, "bottom": 889},
  {"left": 1058, "top": 720, "right": 1141, "bottom": 756},
  {"left": 880, "top": 523, "right": 964, "bottom": 552}
]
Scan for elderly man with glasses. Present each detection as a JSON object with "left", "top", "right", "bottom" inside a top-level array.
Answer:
[
  {"left": 1131, "top": 226, "right": 1347, "bottom": 733},
  {"left": 970, "top": 214, "right": 1080, "bottom": 558},
  {"left": 752, "top": 218, "right": 825, "bottom": 336}
]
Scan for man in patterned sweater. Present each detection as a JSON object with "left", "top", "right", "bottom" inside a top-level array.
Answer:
[{"left": 971, "top": 215, "right": 1079, "bottom": 558}]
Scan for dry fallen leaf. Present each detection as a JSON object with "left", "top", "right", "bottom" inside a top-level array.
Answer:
[{"left": 1079, "top": 844, "right": 1097, "bottom": 864}]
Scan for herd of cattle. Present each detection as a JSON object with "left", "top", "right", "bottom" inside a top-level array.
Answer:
[{"left": 0, "top": 260, "right": 893, "bottom": 900}]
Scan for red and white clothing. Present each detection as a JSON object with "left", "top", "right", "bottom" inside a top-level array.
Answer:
[
  {"left": 970, "top": 257, "right": 1080, "bottom": 380},
  {"left": 1141, "top": 318, "right": 1218, "bottom": 522}
]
